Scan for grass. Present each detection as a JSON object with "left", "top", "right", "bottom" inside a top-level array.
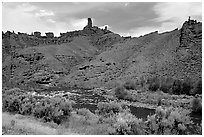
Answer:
[
  {"left": 2, "top": 112, "right": 77, "bottom": 135},
  {"left": 67, "top": 114, "right": 111, "bottom": 135},
  {"left": 2, "top": 112, "right": 57, "bottom": 135}
]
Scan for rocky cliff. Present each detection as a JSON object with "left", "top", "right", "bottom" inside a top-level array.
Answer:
[
  {"left": 2, "top": 18, "right": 124, "bottom": 90},
  {"left": 2, "top": 18, "right": 202, "bottom": 90}
]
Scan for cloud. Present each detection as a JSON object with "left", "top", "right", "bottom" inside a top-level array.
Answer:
[
  {"left": 68, "top": 18, "right": 87, "bottom": 31},
  {"left": 16, "top": 3, "right": 37, "bottom": 12},
  {"left": 47, "top": 19, "right": 56, "bottom": 23},
  {"left": 120, "top": 2, "right": 202, "bottom": 37},
  {"left": 2, "top": 3, "right": 63, "bottom": 36},
  {"left": 35, "top": 9, "right": 54, "bottom": 17},
  {"left": 153, "top": 2, "right": 202, "bottom": 28}
]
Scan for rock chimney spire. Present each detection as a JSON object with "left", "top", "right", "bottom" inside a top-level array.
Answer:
[{"left": 87, "top": 18, "right": 92, "bottom": 28}]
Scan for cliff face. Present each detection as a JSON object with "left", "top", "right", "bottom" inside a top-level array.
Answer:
[
  {"left": 176, "top": 18, "right": 202, "bottom": 80},
  {"left": 2, "top": 18, "right": 202, "bottom": 90},
  {"left": 2, "top": 18, "right": 124, "bottom": 89}
]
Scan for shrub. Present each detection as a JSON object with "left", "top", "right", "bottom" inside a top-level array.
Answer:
[
  {"left": 139, "top": 76, "right": 146, "bottom": 87},
  {"left": 110, "top": 111, "right": 146, "bottom": 135},
  {"left": 181, "top": 77, "right": 193, "bottom": 95},
  {"left": 19, "top": 99, "right": 34, "bottom": 115},
  {"left": 114, "top": 86, "right": 127, "bottom": 99},
  {"left": 96, "top": 101, "right": 123, "bottom": 118},
  {"left": 191, "top": 97, "right": 202, "bottom": 114},
  {"left": 2, "top": 89, "right": 73, "bottom": 125},
  {"left": 157, "top": 97, "right": 162, "bottom": 106},
  {"left": 123, "top": 80, "right": 137, "bottom": 90},
  {"left": 148, "top": 77, "right": 160, "bottom": 92},
  {"left": 146, "top": 107, "right": 192, "bottom": 135},
  {"left": 76, "top": 108, "right": 95, "bottom": 120},
  {"left": 34, "top": 97, "right": 73, "bottom": 124},
  {"left": 159, "top": 77, "right": 174, "bottom": 94},
  {"left": 3, "top": 95, "right": 21, "bottom": 113},
  {"left": 192, "top": 79, "right": 202, "bottom": 95},
  {"left": 172, "top": 79, "right": 183, "bottom": 95},
  {"left": 124, "top": 93, "right": 136, "bottom": 102}
]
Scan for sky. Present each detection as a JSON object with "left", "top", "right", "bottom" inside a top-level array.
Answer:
[{"left": 2, "top": 2, "right": 202, "bottom": 37}]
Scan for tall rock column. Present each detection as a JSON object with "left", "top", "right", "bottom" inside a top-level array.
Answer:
[{"left": 87, "top": 18, "right": 92, "bottom": 28}]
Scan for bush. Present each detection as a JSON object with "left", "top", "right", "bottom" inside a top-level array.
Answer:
[
  {"left": 123, "top": 80, "right": 137, "bottom": 90},
  {"left": 181, "top": 77, "right": 193, "bottom": 95},
  {"left": 172, "top": 79, "right": 183, "bottom": 95},
  {"left": 148, "top": 77, "right": 160, "bottom": 92},
  {"left": 2, "top": 88, "right": 73, "bottom": 125},
  {"left": 110, "top": 111, "right": 146, "bottom": 135},
  {"left": 192, "top": 79, "right": 202, "bottom": 95},
  {"left": 148, "top": 76, "right": 195, "bottom": 95},
  {"left": 99, "top": 106, "right": 198, "bottom": 135},
  {"left": 114, "top": 86, "right": 127, "bottom": 99},
  {"left": 157, "top": 97, "right": 162, "bottom": 106},
  {"left": 32, "top": 97, "right": 73, "bottom": 124},
  {"left": 19, "top": 97, "right": 35, "bottom": 115},
  {"left": 159, "top": 77, "right": 174, "bottom": 93},
  {"left": 76, "top": 108, "right": 95, "bottom": 120},
  {"left": 146, "top": 107, "right": 193, "bottom": 135},
  {"left": 139, "top": 76, "right": 146, "bottom": 87},
  {"left": 96, "top": 101, "right": 124, "bottom": 118},
  {"left": 191, "top": 97, "right": 202, "bottom": 114}
]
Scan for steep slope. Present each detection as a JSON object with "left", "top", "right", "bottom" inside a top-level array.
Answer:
[
  {"left": 2, "top": 19, "right": 125, "bottom": 90},
  {"left": 62, "top": 19, "right": 202, "bottom": 89},
  {"left": 2, "top": 36, "right": 98, "bottom": 89},
  {"left": 2, "top": 18, "right": 202, "bottom": 90}
]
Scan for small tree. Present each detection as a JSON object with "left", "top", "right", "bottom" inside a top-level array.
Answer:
[
  {"left": 182, "top": 77, "right": 193, "bottom": 95},
  {"left": 191, "top": 97, "right": 202, "bottom": 114},
  {"left": 115, "top": 86, "right": 127, "bottom": 99},
  {"left": 172, "top": 79, "right": 183, "bottom": 95},
  {"left": 123, "top": 80, "right": 137, "bottom": 90},
  {"left": 148, "top": 77, "right": 160, "bottom": 92},
  {"left": 192, "top": 79, "right": 202, "bottom": 95}
]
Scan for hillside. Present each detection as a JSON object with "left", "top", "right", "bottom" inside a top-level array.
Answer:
[
  {"left": 62, "top": 18, "right": 202, "bottom": 89},
  {"left": 2, "top": 18, "right": 202, "bottom": 90}
]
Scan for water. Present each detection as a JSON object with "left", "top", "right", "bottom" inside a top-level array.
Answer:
[
  {"left": 129, "top": 106, "right": 155, "bottom": 120},
  {"left": 35, "top": 88, "right": 201, "bottom": 124},
  {"left": 190, "top": 112, "right": 202, "bottom": 125}
]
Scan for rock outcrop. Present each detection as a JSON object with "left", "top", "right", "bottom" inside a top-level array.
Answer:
[
  {"left": 2, "top": 17, "right": 202, "bottom": 90},
  {"left": 83, "top": 18, "right": 93, "bottom": 29},
  {"left": 180, "top": 16, "right": 202, "bottom": 47},
  {"left": 87, "top": 18, "right": 92, "bottom": 28},
  {"left": 34, "top": 31, "right": 41, "bottom": 38},
  {"left": 45, "top": 32, "right": 54, "bottom": 38}
]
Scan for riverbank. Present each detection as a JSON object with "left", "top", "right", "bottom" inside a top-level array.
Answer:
[
  {"left": 2, "top": 87, "right": 202, "bottom": 135},
  {"left": 91, "top": 87, "right": 201, "bottom": 110}
]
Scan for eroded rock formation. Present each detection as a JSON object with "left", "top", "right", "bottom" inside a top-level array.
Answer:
[{"left": 2, "top": 17, "right": 202, "bottom": 90}]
